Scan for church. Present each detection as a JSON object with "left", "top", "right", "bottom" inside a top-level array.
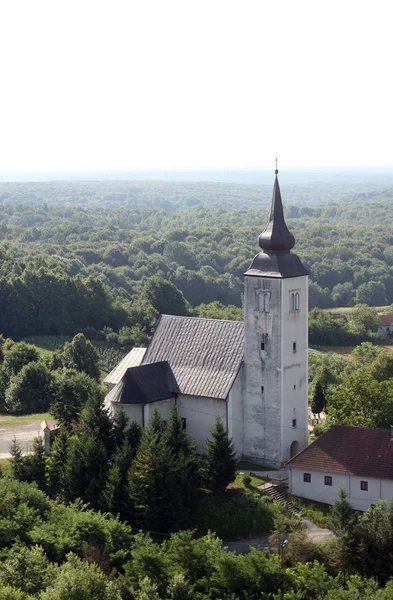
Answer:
[{"left": 104, "top": 169, "right": 309, "bottom": 467}]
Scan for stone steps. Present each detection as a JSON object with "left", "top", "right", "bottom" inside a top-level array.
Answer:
[{"left": 261, "top": 483, "right": 299, "bottom": 515}]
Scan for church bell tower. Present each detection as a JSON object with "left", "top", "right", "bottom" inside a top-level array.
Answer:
[{"left": 243, "top": 168, "right": 309, "bottom": 466}]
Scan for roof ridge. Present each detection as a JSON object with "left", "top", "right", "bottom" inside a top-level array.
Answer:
[{"left": 161, "top": 314, "right": 244, "bottom": 325}]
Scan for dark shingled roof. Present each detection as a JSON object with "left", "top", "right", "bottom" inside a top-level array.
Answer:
[
  {"left": 142, "top": 315, "right": 244, "bottom": 399},
  {"left": 286, "top": 425, "right": 393, "bottom": 479},
  {"left": 106, "top": 361, "right": 179, "bottom": 405},
  {"left": 244, "top": 170, "right": 309, "bottom": 279}
]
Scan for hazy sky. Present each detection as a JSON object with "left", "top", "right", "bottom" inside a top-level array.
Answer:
[{"left": 1, "top": 0, "right": 392, "bottom": 172}]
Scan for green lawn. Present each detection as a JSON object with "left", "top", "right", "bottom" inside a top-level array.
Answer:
[
  {"left": 237, "top": 459, "right": 277, "bottom": 472},
  {"left": 0, "top": 412, "right": 52, "bottom": 428},
  {"left": 287, "top": 494, "right": 331, "bottom": 528}
]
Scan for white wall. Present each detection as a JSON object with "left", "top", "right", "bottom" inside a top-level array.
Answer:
[
  {"left": 227, "top": 367, "right": 244, "bottom": 457},
  {"left": 243, "top": 274, "right": 308, "bottom": 466},
  {"left": 289, "top": 467, "right": 393, "bottom": 511},
  {"left": 281, "top": 277, "right": 309, "bottom": 463},
  {"left": 109, "top": 402, "right": 144, "bottom": 426},
  {"left": 177, "top": 394, "right": 227, "bottom": 453},
  {"left": 144, "top": 398, "right": 175, "bottom": 424}
]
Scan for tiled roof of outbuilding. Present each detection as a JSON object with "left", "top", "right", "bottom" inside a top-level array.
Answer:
[
  {"left": 379, "top": 314, "right": 393, "bottom": 326},
  {"left": 286, "top": 425, "right": 393, "bottom": 479},
  {"left": 142, "top": 315, "right": 244, "bottom": 399},
  {"left": 106, "top": 361, "right": 179, "bottom": 405}
]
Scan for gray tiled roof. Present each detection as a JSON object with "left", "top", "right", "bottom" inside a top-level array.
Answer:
[
  {"left": 142, "top": 315, "right": 244, "bottom": 399},
  {"left": 107, "top": 361, "right": 179, "bottom": 405},
  {"left": 103, "top": 347, "right": 146, "bottom": 385}
]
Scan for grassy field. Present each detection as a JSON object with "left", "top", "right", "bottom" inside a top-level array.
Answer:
[
  {"left": 312, "top": 344, "right": 393, "bottom": 359},
  {"left": 237, "top": 459, "right": 277, "bottom": 472},
  {"left": 0, "top": 412, "right": 52, "bottom": 428},
  {"left": 287, "top": 494, "right": 331, "bottom": 528},
  {"left": 324, "top": 305, "right": 391, "bottom": 315},
  {"left": 196, "top": 474, "right": 279, "bottom": 540}
]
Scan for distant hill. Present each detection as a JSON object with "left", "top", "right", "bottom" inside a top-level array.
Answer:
[{"left": 2, "top": 166, "right": 393, "bottom": 185}]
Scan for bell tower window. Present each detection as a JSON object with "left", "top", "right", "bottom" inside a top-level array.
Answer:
[
  {"left": 257, "top": 292, "right": 270, "bottom": 313},
  {"left": 289, "top": 291, "right": 300, "bottom": 313}
]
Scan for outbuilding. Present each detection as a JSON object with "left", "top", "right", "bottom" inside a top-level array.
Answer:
[{"left": 286, "top": 425, "right": 393, "bottom": 511}]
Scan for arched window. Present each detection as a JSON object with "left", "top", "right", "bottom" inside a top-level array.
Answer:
[
  {"left": 258, "top": 292, "right": 264, "bottom": 311},
  {"left": 258, "top": 292, "right": 270, "bottom": 313},
  {"left": 290, "top": 293, "right": 295, "bottom": 312},
  {"left": 264, "top": 293, "right": 270, "bottom": 312},
  {"left": 295, "top": 292, "right": 300, "bottom": 311}
]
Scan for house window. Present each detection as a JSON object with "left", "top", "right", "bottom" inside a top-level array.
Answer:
[
  {"left": 258, "top": 292, "right": 270, "bottom": 313},
  {"left": 261, "top": 386, "right": 264, "bottom": 393},
  {"left": 360, "top": 481, "right": 368, "bottom": 491},
  {"left": 181, "top": 417, "right": 187, "bottom": 430},
  {"left": 293, "top": 342, "right": 297, "bottom": 352},
  {"left": 324, "top": 476, "right": 332, "bottom": 486},
  {"left": 293, "top": 384, "right": 296, "bottom": 390},
  {"left": 295, "top": 292, "right": 300, "bottom": 311},
  {"left": 292, "top": 419, "right": 297, "bottom": 428},
  {"left": 261, "top": 342, "right": 265, "bottom": 351},
  {"left": 303, "top": 473, "right": 311, "bottom": 483}
]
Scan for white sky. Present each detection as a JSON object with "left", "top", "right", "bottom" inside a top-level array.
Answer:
[{"left": 0, "top": 0, "right": 392, "bottom": 172}]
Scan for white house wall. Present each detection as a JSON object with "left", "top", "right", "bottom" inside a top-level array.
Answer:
[
  {"left": 227, "top": 366, "right": 244, "bottom": 457},
  {"left": 177, "top": 394, "right": 227, "bottom": 453},
  {"left": 289, "top": 468, "right": 393, "bottom": 511}
]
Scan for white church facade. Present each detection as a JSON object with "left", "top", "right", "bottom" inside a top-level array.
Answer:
[{"left": 104, "top": 169, "right": 309, "bottom": 466}]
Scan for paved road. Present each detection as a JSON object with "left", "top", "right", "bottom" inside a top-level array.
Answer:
[{"left": 0, "top": 420, "right": 55, "bottom": 458}]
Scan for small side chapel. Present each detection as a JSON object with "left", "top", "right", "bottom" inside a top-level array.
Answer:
[{"left": 104, "top": 169, "right": 309, "bottom": 466}]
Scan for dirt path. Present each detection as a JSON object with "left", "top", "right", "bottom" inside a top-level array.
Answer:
[
  {"left": 0, "top": 420, "right": 55, "bottom": 458},
  {"left": 225, "top": 519, "right": 334, "bottom": 554}
]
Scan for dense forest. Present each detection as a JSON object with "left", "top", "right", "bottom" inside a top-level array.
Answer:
[{"left": 1, "top": 180, "right": 393, "bottom": 341}]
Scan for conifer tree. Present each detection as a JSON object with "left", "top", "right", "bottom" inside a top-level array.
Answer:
[
  {"left": 112, "top": 407, "right": 129, "bottom": 450},
  {"left": 167, "top": 404, "right": 194, "bottom": 456},
  {"left": 128, "top": 429, "right": 179, "bottom": 531},
  {"left": 46, "top": 429, "right": 70, "bottom": 498},
  {"left": 64, "top": 432, "right": 108, "bottom": 509},
  {"left": 311, "top": 381, "right": 325, "bottom": 417},
  {"left": 204, "top": 419, "right": 237, "bottom": 493},
  {"left": 102, "top": 439, "right": 134, "bottom": 518},
  {"left": 126, "top": 420, "right": 142, "bottom": 459},
  {"left": 26, "top": 437, "right": 47, "bottom": 491},
  {"left": 9, "top": 437, "right": 24, "bottom": 481},
  {"left": 78, "top": 392, "right": 113, "bottom": 454},
  {"left": 128, "top": 409, "right": 197, "bottom": 532}
]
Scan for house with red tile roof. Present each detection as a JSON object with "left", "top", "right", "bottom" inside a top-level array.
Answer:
[
  {"left": 286, "top": 425, "right": 393, "bottom": 511},
  {"left": 377, "top": 313, "right": 393, "bottom": 336}
]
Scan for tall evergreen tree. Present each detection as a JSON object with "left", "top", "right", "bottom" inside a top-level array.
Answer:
[
  {"left": 112, "top": 407, "right": 129, "bottom": 450},
  {"left": 311, "top": 381, "right": 325, "bottom": 417},
  {"left": 125, "top": 420, "right": 142, "bottom": 459},
  {"left": 64, "top": 432, "right": 108, "bottom": 509},
  {"left": 204, "top": 419, "right": 237, "bottom": 493},
  {"left": 46, "top": 429, "right": 70, "bottom": 498},
  {"left": 25, "top": 437, "right": 47, "bottom": 491},
  {"left": 102, "top": 439, "right": 134, "bottom": 518},
  {"left": 9, "top": 437, "right": 24, "bottom": 481},
  {"left": 128, "top": 410, "right": 198, "bottom": 532}
]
